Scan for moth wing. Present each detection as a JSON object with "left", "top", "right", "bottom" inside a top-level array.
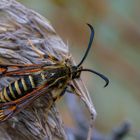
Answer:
[{"left": 0, "top": 84, "right": 51, "bottom": 122}]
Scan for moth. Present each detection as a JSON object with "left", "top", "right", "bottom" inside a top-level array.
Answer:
[{"left": 0, "top": 24, "right": 109, "bottom": 122}]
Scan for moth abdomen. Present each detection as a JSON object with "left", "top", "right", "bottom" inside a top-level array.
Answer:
[{"left": 0, "top": 75, "right": 37, "bottom": 103}]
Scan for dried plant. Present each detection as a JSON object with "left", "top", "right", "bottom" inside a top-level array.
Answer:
[{"left": 0, "top": 0, "right": 96, "bottom": 140}]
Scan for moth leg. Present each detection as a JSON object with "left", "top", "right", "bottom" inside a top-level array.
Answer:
[
  {"left": 52, "top": 83, "right": 79, "bottom": 102},
  {"left": 53, "top": 87, "right": 67, "bottom": 102},
  {"left": 65, "top": 83, "right": 79, "bottom": 95},
  {"left": 45, "top": 85, "right": 67, "bottom": 110},
  {"left": 44, "top": 86, "right": 67, "bottom": 117},
  {"left": 28, "top": 39, "right": 59, "bottom": 62}
]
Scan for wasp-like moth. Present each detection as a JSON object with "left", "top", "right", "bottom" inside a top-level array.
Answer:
[{"left": 0, "top": 24, "right": 109, "bottom": 122}]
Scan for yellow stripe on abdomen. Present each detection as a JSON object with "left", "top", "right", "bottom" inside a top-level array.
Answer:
[
  {"left": 3, "top": 88, "right": 11, "bottom": 102},
  {"left": 29, "top": 75, "right": 35, "bottom": 88},
  {"left": 14, "top": 80, "right": 21, "bottom": 95},
  {"left": 9, "top": 84, "right": 16, "bottom": 99},
  {"left": 0, "top": 90, "right": 6, "bottom": 102},
  {"left": 21, "top": 78, "right": 27, "bottom": 91}
]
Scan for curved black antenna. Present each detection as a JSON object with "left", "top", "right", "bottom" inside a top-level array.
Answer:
[
  {"left": 77, "top": 24, "right": 95, "bottom": 67},
  {"left": 78, "top": 68, "right": 109, "bottom": 87}
]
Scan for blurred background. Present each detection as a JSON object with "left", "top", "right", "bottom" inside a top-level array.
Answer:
[{"left": 18, "top": 0, "right": 140, "bottom": 139}]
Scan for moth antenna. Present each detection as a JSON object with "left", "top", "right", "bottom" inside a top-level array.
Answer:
[
  {"left": 78, "top": 68, "right": 109, "bottom": 87},
  {"left": 77, "top": 24, "right": 95, "bottom": 67}
]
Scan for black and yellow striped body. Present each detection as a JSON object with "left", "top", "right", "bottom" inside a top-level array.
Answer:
[
  {"left": 0, "top": 65, "right": 70, "bottom": 103},
  {"left": 0, "top": 74, "right": 43, "bottom": 103}
]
